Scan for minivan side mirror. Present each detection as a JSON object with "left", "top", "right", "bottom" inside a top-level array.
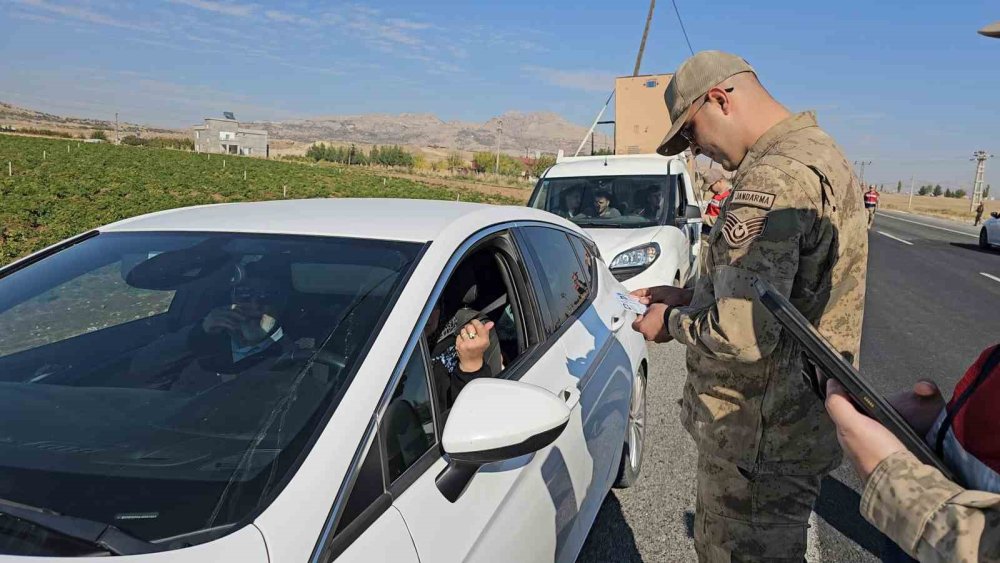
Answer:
[
  {"left": 676, "top": 204, "right": 703, "bottom": 225},
  {"left": 435, "top": 379, "right": 570, "bottom": 503}
]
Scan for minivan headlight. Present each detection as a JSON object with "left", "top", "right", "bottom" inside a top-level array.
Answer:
[{"left": 609, "top": 243, "right": 660, "bottom": 270}]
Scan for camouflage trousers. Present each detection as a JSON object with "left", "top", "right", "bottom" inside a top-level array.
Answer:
[{"left": 694, "top": 454, "right": 823, "bottom": 562}]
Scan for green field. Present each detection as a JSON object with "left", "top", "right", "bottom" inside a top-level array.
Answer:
[{"left": 0, "top": 134, "right": 519, "bottom": 265}]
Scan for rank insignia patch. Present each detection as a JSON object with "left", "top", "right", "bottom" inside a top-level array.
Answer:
[{"left": 722, "top": 213, "right": 768, "bottom": 248}]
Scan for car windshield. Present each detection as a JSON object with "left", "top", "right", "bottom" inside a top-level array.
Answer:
[
  {"left": 529, "top": 175, "right": 675, "bottom": 228},
  {"left": 0, "top": 232, "right": 420, "bottom": 553}
]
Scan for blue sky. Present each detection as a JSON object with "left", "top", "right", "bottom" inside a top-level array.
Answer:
[{"left": 1, "top": 0, "right": 998, "bottom": 188}]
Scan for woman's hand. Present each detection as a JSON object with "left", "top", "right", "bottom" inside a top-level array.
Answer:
[{"left": 455, "top": 319, "right": 495, "bottom": 373}]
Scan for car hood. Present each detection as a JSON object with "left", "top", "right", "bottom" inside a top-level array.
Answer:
[{"left": 584, "top": 226, "right": 663, "bottom": 261}]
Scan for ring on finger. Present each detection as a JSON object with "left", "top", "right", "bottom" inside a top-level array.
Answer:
[{"left": 465, "top": 331, "right": 477, "bottom": 340}]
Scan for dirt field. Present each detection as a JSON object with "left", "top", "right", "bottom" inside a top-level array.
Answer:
[{"left": 877, "top": 192, "right": 998, "bottom": 224}]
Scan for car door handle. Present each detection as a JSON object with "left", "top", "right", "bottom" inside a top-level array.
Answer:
[
  {"left": 560, "top": 385, "right": 581, "bottom": 410},
  {"left": 611, "top": 313, "right": 628, "bottom": 333}
]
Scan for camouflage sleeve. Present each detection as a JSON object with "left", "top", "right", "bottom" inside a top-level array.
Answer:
[
  {"left": 862, "top": 450, "right": 1000, "bottom": 562},
  {"left": 667, "top": 164, "right": 816, "bottom": 362}
]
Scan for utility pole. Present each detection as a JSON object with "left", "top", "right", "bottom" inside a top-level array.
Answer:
[
  {"left": 908, "top": 175, "right": 914, "bottom": 211},
  {"left": 494, "top": 119, "right": 503, "bottom": 175},
  {"left": 854, "top": 160, "right": 872, "bottom": 189},
  {"left": 633, "top": 0, "right": 656, "bottom": 76},
  {"left": 970, "top": 150, "right": 994, "bottom": 212},
  {"left": 115, "top": 112, "right": 119, "bottom": 145}
]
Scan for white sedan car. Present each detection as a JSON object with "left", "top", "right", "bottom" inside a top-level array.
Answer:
[
  {"left": 0, "top": 199, "right": 649, "bottom": 563},
  {"left": 980, "top": 210, "right": 1000, "bottom": 249}
]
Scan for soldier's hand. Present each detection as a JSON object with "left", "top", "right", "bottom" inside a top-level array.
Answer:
[
  {"left": 630, "top": 286, "right": 693, "bottom": 308},
  {"left": 887, "top": 380, "right": 945, "bottom": 437},
  {"left": 631, "top": 303, "right": 673, "bottom": 343},
  {"left": 455, "top": 319, "right": 494, "bottom": 373},
  {"left": 825, "top": 379, "right": 906, "bottom": 482}
]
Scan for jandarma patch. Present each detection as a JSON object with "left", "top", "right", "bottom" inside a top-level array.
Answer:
[
  {"left": 722, "top": 214, "right": 768, "bottom": 248},
  {"left": 730, "top": 190, "right": 776, "bottom": 210}
]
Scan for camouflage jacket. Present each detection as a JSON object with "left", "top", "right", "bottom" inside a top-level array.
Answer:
[
  {"left": 863, "top": 451, "right": 1000, "bottom": 562},
  {"left": 667, "top": 112, "right": 869, "bottom": 473}
]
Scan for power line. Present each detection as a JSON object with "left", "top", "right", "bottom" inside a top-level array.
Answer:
[{"left": 671, "top": 0, "right": 694, "bottom": 56}]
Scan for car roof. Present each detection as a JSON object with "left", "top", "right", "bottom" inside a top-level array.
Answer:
[
  {"left": 546, "top": 154, "right": 679, "bottom": 178},
  {"left": 101, "top": 198, "right": 575, "bottom": 243}
]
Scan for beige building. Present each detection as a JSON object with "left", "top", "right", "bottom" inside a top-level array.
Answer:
[
  {"left": 614, "top": 74, "right": 673, "bottom": 155},
  {"left": 193, "top": 116, "right": 268, "bottom": 157}
]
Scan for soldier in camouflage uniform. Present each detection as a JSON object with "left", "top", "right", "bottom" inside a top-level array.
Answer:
[{"left": 631, "top": 51, "right": 869, "bottom": 561}]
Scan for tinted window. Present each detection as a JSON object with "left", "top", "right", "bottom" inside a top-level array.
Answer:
[
  {"left": 334, "top": 441, "right": 385, "bottom": 536},
  {"left": 0, "top": 232, "right": 420, "bottom": 552},
  {"left": 519, "top": 227, "right": 591, "bottom": 332},
  {"left": 382, "top": 347, "right": 435, "bottom": 483}
]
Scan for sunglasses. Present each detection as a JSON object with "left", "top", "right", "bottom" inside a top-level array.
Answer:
[
  {"left": 679, "top": 87, "right": 734, "bottom": 146},
  {"left": 232, "top": 284, "right": 279, "bottom": 304}
]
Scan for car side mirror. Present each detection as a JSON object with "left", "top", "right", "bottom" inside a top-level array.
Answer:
[
  {"left": 435, "top": 379, "right": 569, "bottom": 503},
  {"left": 676, "top": 204, "right": 702, "bottom": 225}
]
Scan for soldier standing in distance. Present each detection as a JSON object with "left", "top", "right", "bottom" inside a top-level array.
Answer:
[{"left": 629, "top": 51, "right": 869, "bottom": 561}]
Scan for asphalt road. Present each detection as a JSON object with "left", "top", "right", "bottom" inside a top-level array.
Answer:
[{"left": 578, "top": 209, "right": 1000, "bottom": 562}]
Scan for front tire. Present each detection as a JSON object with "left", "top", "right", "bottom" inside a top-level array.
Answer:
[
  {"left": 981, "top": 228, "right": 991, "bottom": 250},
  {"left": 614, "top": 366, "right": 646, "bottom": 488}
]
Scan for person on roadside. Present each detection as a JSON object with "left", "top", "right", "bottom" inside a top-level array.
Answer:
[
  {"left": 865, "top": 184, "right": 880, "bottom": 230},
  {"left": 629, "top": 50, "right": 868, "bottom": 561},
  {"left": 701, "top": 168, "right": 731, "bottom": 229},
  {"left": 975, "top": 200, "right": 986, "bottom": 226},
  {"left": 825, "top": 344, "right": 1000, "bottom": 563}
]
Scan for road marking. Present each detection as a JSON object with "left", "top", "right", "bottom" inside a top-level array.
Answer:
[
  {"left": 981, "top": 273, "right": 1000, "bottom": 284},
  {"left": 876, "top": 212, "right": 978, "bottom": 239},
  {"left": 876, "top": 231, "right": 914, "bottom": 246}
]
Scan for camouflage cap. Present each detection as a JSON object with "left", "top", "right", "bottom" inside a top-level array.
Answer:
[{"left": 656, "top": 51, "right": 755, "bottom": 156}]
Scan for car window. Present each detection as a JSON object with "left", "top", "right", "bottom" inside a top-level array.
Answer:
[
  {"left": 528, "top": 174, "right": 673, "bottom": 229},
  {"left": 0, "top": 260, "right": 175, "bottom": 358},
  {"left": 567, "top": 234, "right": 595, "bottom": 291},
  {"left": 519, "top": 226, "right": 591, "bottom": 333},
  {"left": 381, "top": 346, "right": 436, "bottom": 483},
  {"left": 334, "top": 439, "right": 386, "bottom": 536},
  {"left": 0, "top": 231, "right": 421, "bottom": 551}
]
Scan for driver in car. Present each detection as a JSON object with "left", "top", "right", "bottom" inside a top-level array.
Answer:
[
  {"left": 639, "top": 187, "right": 664, "bottom": 219},
  {"left": 130, "top": 267, "right": 309, "bottom": 394},
  {"left": 593, "top": 191, "right": 622, "bottom": 218}
]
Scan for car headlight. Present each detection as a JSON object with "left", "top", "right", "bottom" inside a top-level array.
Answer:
[{"left": 609, "top": 243, "right": 660, "bottom": 270}]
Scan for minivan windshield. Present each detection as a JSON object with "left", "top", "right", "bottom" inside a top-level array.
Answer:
[
  {"left": 529, "top": 175, "right": 675, "bottom": 228},
  {"left": 0, "top": 232, "right": 420, "bottom": 554}
]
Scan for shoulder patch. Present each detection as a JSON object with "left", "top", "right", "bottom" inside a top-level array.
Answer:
[
  {"left": 730, "top": 190, "right": 776, "bottom": 210},
  {"left": 722, "top": 213, "right": 768, "bottom": 248}
]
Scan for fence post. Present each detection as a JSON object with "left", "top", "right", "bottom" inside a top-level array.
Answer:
[
  {"left": 43, "top": 150, "right": 46, "bottom": 160},
  {"left": 283, "top": 185, "right": 288, "bottom": 198},
  {"left": 8, "top": 162, "right": 11, "bottom": 176},
  {"left": 223, "top": 159, "right": 226, "bottom": 169},
  {"left": 244, "top": 169, "right": 247, "bottom": 180}
]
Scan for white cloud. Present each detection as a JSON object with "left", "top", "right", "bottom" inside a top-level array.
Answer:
[
  {"left": 167, "top": 0, "right": 254, "bottom": 18},
  {"left": 13, "top": 0, "right": 156, "bottom": 32},
  {"left": 264, "top": 9, "right": 315, "bottom": 26},
  {"left": 522, "top": 66, "right": 615, "bottom": 93}
]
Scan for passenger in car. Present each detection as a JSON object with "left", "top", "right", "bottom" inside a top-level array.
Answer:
[
  {"left": 555, "top": 185, "right": 585, "bottom": 219},
  {"left": 638, "top": 187, "right": 664, "bottom": 219},
  {"left": 129, "top": 266, "right": 312, "bottom": 393},
  {"left": 423, "top": 266, "right": 502, "bottom": 410},
  {"left": 593, "top": 191, "right": 622, "bottom": 218}
]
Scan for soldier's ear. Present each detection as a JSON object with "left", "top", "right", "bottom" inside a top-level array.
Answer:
[{"left": 706, "top": 87, "right": 733, "bottom": 116}]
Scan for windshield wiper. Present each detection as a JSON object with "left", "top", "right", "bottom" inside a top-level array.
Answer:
[{"left": 0, "top": 497, "right": 166, "bottom": 556}]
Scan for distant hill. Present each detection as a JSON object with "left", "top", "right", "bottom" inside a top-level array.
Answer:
[
  {"left": 251, "top": 111, "right": 612, "bottom": 155},
  {"left": 0, "top": 101, "right": 612, "bottom": 155}
]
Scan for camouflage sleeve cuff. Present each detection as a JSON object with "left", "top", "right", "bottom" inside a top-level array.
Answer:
[
  {"left": 860, "top": 450, "right": 964, "bottom": 555},
  {"left": 666, "top": 306, "right": 688, "bottom": 343}
]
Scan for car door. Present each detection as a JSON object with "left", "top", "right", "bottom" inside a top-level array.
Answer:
[
  {"left": 514, "top": 225, "right": 634, "bottom": 561},
  {"left": 384, "top": 226, "right": 603, "bottom": 563}
]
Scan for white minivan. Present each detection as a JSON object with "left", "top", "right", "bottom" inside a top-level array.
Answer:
[{"left": 528, "top": 154, "right": 703, "bottom": 291}]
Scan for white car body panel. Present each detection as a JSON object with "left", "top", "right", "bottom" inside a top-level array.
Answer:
[
  {"left": 0, "top": 199, "right": 648, "bottom": 563},
  {"left": 985, "top": 216, "right": 1000, "bottom": 247},
  {"left": 532, "top": 154, "right": 702, "bottom": 290}
]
